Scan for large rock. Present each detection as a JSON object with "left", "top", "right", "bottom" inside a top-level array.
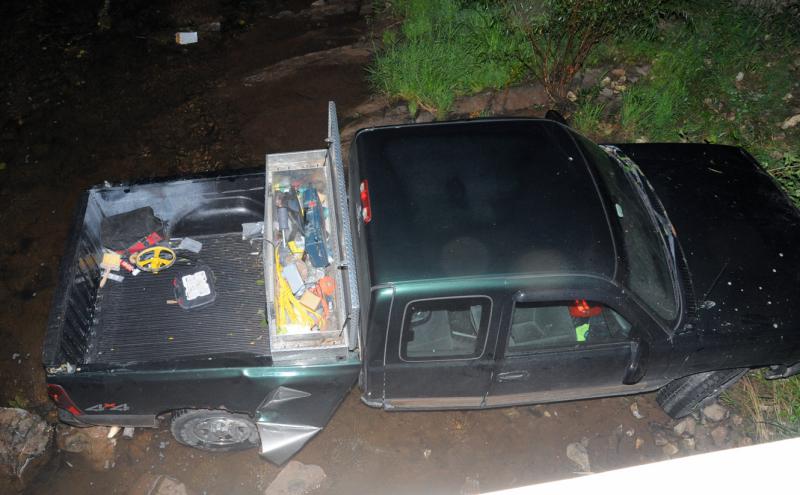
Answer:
[
  {"left": 565, "top": 442, "right": 591, "bottom": 473},
  {"left": 56, "top": 425, "right": 117, "bottom": 471},
  {"left": 673, "top": 416, "right": 696, "bottom": 437},
  {"left": 0, "top": 407, "right": 51, "bottom": 479},
  {"left": 702, "top": 402, "right": 728, "bottom": 422},
  {"left": 264, "top": 461, "right": 326, "bottom": 495},
  {"left": 129, "top": 474, "right": 194, "bottom": 495}
]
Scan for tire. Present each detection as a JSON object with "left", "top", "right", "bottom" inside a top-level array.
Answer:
[
  {"left": 170, "top": 409, "right": 260, "bottom": 452},
  {"left": 656, "top": 368, "right": 748, "bottom": 419}
]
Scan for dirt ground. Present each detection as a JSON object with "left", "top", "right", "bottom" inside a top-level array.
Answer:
[{"left": 0, "top": 1, "right": 731, "bottom": 494}]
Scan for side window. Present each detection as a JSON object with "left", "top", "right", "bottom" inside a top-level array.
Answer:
[
  {"left": 401, "top": 297, "right": 491, "bottom": 360},
  {"left": 507, "top": 300, "right": 631, "bottom": 355}
]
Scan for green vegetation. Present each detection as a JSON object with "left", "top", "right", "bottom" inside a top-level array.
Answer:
[{"left": 369, "top": 0, "right": 523, "bottom": 117}]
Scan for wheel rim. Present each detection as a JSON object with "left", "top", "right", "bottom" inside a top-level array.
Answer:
[{"left": 191, "top": 415, "right": 254, "bottom": 446}]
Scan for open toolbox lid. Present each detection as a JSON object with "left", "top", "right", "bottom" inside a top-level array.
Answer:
[
  {"left": 263, "top": 102, "right": 360, "bottom": 360},
  {"left": 326, "top": 101, "right": 361, "bottom": 352}
]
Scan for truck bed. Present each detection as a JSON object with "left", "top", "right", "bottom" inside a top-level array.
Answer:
[{"left": 87, "top": 233, "right": 269, "bottom": 365}]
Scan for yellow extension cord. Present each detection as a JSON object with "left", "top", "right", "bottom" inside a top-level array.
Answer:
[{"left": 274, "top": 247, "right": 323, "bottom": 334}]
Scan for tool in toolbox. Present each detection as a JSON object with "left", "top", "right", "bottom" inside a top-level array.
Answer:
[{"left": 302, "top": 184, "right": 329, "bottom": 268}]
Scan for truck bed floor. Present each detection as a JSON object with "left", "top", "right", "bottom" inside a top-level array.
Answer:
[{"left": 87, "top": 234, "right": 269, "bottom": 365}]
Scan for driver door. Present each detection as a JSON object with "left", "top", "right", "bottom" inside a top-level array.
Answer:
[{"left": 486, "top": 299, "right": 650, "bottom": 406}]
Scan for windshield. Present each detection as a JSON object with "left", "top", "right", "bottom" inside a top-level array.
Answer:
[{"left": 572, "top": 134, "right": 679, "bottom": 321}]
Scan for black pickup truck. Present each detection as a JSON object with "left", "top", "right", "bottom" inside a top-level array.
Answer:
[{"left": 43, "top": 103, "right": 800, "bottom": 464}]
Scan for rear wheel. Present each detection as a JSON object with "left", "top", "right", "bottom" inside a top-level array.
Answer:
[
  {"left": 656, "top": 368, "right": 748, "bottom": 419},
  {"left": 170, "top": 409, "right": 259, "bottom": 452}
]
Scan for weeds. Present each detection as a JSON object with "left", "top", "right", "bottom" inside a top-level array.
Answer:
[
  {"left": 572, "top": 100, "right": 605, "bottom": 135},
  {"left": 369, "top": 0, "right": 522, "bottom": 117},
  {"left": 724, "top": 371, "right": 800, "bottom": 440}
]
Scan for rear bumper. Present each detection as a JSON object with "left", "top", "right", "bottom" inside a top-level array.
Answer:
[{"left": 58, "top": 408, "right": 158, "bottom": 428}]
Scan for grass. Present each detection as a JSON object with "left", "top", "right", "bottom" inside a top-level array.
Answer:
[
  {"left": 368, "top": 0, "right": 524, "bottom": 117},
  {"left": 724, "top": 371, "right": 800, "bottom": 440},
  {"left": 580, "top": 4, "right": 800, "bottom": 201}
]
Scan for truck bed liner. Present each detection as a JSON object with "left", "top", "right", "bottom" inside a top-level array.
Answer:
[{"left": 87, "top": 233, "right": 269, "bottom": 365}]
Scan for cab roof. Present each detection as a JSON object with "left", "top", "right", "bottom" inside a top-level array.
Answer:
[{"left": 352, "top": 119, "right": 616, "bottom": 285}]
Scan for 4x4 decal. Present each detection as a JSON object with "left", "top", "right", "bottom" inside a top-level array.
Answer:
[{"left": 85, "top": 402, "right": 130, "bottom": 412}]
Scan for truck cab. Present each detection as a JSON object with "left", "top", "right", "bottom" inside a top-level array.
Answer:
[{"left": 351, "top": 119, "right": 678, "bottom": 411}]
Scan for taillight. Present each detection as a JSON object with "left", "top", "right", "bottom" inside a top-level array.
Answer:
[
  {"left": 47, "top": 384, "right": 82, "bottom": 416},
  {"left": 359, "top": 180, "right": 372, "bottom": 224}
]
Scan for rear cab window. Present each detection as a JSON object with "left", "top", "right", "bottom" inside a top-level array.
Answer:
[
  {"left": 400, "top": 297, "right": 491, "bottom": 361},
  {"left": 507, "top": 300, "right": 631, "bottom": 355}
]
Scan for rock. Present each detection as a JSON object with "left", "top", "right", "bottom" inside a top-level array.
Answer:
[
  {"left": 629, "top": 402, "right": 645, "bottom": 419},
  {"left": 128, "top": 474, "right": 194, "bottom": 495},
  {"left": 780, "top": 114, "right": 800, "bottom": 129},
  {"left": 264, "top": 461, "right": 326, "bottom": 495},
  {"left": 702, "top": 402, "right": 728, "bottom": 422},
  {"left": 451, "top": 93, "right": 491, "bottom": 116},
  {"left": 710, "top": 425, "right": 729, "bottom": 447},
  {"left": 731, "top": 414, "right": 743, "bottom": 426},
  {"left": 579, "top": 68, "right": 605, "bottom": 89},
  {"left": 735, "top": 71, "right": 744, "bottom": 82},
  {"left": 310, "top": 0, "right": 326, "bottom": 6},
  {"left": 56, "top": 425, "right": 117, "bottom": 471},
  {"left": 611, "top": 68, "right": 626, "bottom": 78},
  {"left": 0, "top": 408, "right": 51, "bottom": 479},
  {"left": 737, "top": 436, "right": 753, "bottom": 448},
  {"left": 491, "top": 85, "right": 548, "bottom": 113},
  {"left": 653, "top": 431, "right": 668, "bottom": 446},
  {"left": 415, "top": 111, "right": 435, "bottom": 124},
  {"left": 635, "top": 65, "right": 651, "bottom": 76},
  {"left": 599, "top": 87, "right": 614, "bottom": 99},
  {"left": 566, "top": 442, "right": 591, "bottom": 472},
  {"left": 673, "top": 417, "right": 696, "bottom": 437},
  {"left": 681, "top": 437, "right": 696, "bottom": 450},
  {"left": 566, "top": 91, "right": 578, "bottom": 102},
  {"left": 635, "top": 437, "right": 644, "bottom": 450},
  {"left": 423, "top": 448, "right": 432, "bottom": 459},
  {"left": 600, "top": 76, "right": 612, "bottom": 86},
  {"left": 662, "top": 442, "right": 680, "bottom": 456}
]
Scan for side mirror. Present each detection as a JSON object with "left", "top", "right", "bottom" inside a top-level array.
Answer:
[{"left": 623, "top": 339, "right": 649, "bottom": 385}]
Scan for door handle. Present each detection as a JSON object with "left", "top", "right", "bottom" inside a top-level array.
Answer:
[{"left": 496, "top": 371, "right": 529, "bottom": 382}]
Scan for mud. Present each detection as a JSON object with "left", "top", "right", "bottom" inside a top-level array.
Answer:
[{"left": 0, "top": 1, "right": 735, "bottom": 494}]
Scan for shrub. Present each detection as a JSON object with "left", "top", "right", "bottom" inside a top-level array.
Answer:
[{"left": 503, "top": 0, "right": 679, "bottom": 101}]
